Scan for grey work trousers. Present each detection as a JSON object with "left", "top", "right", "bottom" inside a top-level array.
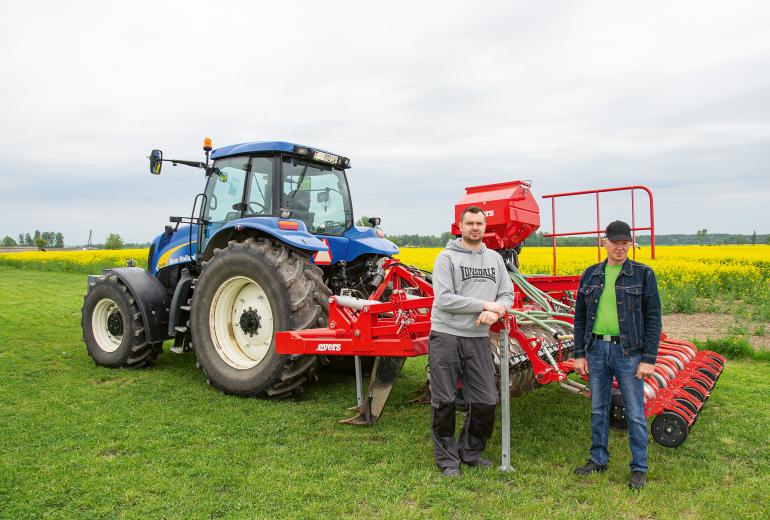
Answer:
[{"left": 429, "top": 330, "right": 497, "bottom": 470}]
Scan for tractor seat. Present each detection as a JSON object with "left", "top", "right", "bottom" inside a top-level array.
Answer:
[{"left": 286, "top": 191, "right": 314, "bottom": 229}]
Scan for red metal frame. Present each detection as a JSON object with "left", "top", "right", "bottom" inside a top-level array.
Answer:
[
  {"left": 275, "top": 262, "right": 433, "bottom": 358},
  {"left": 541, "top": 186, "right": 656, "bottom": 275}
]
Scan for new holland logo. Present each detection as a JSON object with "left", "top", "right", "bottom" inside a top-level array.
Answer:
[{"left": 315, "top": 343, "right": 342, "bottom": 352}]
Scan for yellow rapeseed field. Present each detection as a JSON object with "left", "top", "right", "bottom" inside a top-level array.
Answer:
[
  {"left": 397, "top": 245, "right": 770, "bottom": 303},
  {"left": 0, "top": 249, "right": 149, "bottom": 273},
  {"left": 1, "top": 245, "right": 767, "bottom": 304}
]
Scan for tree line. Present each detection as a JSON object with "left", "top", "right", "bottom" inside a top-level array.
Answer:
[
  {"left": 2, "top": 230, "right": 64, "bottom": 248},
  {"left": 386, "top": 230, "right": 770, "bottom": 247},
  {"left": 1, "top": 231, "right": 145, "bottom": 250}
]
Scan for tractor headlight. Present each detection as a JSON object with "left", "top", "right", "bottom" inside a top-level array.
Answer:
[{"left": 293, "top": 145, "right": 350, "bottom": 168}]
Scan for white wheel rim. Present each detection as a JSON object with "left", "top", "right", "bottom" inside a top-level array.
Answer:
[
  {"left": 209, "top": 275, "right": 274, "bottom": 369},
  {"left": 92, "top": 298, "right": 123, "bottom": 353}
]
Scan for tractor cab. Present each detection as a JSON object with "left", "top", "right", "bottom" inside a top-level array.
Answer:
[
  {"left": 203, "top": 144, "right": 354, "bottom": 250},
  {"left": 146, "top": 139, "right": 397, "bottom": 280}
]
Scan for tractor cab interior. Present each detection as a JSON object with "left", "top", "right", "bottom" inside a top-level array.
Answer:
[{"left": 281, "top": 157, "right": 352, "bottom": 235}]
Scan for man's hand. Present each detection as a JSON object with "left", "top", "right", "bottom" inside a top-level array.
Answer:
[
  {"left": 475, "top": 310, "right": 500, "bottom": 326},
  {"left": 574, "top": 357, "right": 589, "bottom": 376},
  {"left": 483, "top": 302, "right": 507, "bottom": 318},
  {"left": 636, "top": 362, "right": 655, "bottom": 380}
]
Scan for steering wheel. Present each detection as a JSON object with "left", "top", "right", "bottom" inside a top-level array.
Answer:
[{"left": 248, "top": 201, "right": 266, "bottom": 214}]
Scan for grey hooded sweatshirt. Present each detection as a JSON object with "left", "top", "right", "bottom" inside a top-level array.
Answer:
[{"left": 431, "top": 239, "right": 514, "bottom": 337}]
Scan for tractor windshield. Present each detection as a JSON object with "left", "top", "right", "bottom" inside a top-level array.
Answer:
[{"left": 281, "top": 157, "right": 353, "bottom": 235}]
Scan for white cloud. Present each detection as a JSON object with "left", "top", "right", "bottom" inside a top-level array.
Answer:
[{"left": 1, "top": 0, "right": 768, "bottom": 244}]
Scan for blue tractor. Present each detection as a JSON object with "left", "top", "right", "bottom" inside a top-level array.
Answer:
[{"left": 81, "top": 138, "right": 398, "bottom": 397}]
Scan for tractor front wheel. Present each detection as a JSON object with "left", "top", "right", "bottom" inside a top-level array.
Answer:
[
  {"left": 190, "top": 237, "right": 331, "bottom": 397},
  {"left": 82, "top": 274, "right": 163, "bottom": 367}
]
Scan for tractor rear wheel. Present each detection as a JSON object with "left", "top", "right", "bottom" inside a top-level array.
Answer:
[
  {"left": 190, "top": 237, "right": 331, "bottom": 397},
  {"left": 82, "top": 274, "right": 163, "bottom": 368}
]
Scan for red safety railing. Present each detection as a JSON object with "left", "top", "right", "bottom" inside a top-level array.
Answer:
[{"left": 541, "top": 185, "right": 655, "bottom": 275}]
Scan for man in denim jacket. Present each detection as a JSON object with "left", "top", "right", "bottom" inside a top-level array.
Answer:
[{"left": 572, "top": 221, "right": 662, "bottom": 490}]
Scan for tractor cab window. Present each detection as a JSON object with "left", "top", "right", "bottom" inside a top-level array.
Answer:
[
  {"left": 203, "top": 157, "right": 249, "bottom": 245},
  {"left": 246, "top": 157, "right": 273, "bottom": 216},
  {"left": 281, "top": 157, "right": 352, "bottom": 236}
]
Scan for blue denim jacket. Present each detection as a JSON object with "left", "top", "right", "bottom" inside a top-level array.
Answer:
[{"left": 573, "top": 258, "right": 662, "bottom": 365}]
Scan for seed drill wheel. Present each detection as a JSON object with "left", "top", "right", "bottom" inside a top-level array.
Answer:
[
  {"left": 81, "top": 274, "right": 163, "bottom": 367},
  {"left": 190, "top": 237, "right": 331, "bottom": 397},
  {"left": 651, "top": 412, "right": 689, "bottom": 448}
]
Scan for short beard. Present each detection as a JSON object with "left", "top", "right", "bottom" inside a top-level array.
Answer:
[{"left": 462, "top": 235, "right": 482, "bottom": 246}]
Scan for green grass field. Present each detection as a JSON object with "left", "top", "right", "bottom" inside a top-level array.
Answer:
[{"left": 1, "top": 267, "right": 768, "bottom": 519}]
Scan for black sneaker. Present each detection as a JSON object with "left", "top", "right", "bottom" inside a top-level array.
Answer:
[
  {"left": 574, "top": 459, "right": 608, "bottom": 475},
  {"left": 463, "top": 458, "right": 493, "bottom": 468},
  {"left": 441, "top": 467, "right": 461, "bottom": 477},
  {"left": 628, "top": 471, "right": 646, "bottom": 489}
]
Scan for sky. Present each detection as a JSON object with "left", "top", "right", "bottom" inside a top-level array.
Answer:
[{"left": 1, "top": 0, "right": 768, "bottom": 245}]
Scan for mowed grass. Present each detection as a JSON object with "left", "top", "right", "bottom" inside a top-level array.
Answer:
[{"left": 1, "top": 267, "right": 768, "bottom": 519}]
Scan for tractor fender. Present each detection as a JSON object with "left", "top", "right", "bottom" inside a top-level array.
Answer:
[
  {"left": 98, "top": 267, "right": 171, "bottom": 343},
  {"left": 202, "top": 217, "right": 327, "bottom": 260},
  {"left": 167, "top": 276, "right": 195, "bottom": 337},
  {"left": 344, "top": 226, "right": 399, "bottom": 261}
]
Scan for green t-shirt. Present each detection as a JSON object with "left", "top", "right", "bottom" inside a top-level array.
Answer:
[{"left": 592, "top": 263, "right": 622, "bottom": 336}]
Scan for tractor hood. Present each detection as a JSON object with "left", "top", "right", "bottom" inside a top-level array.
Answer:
[{"left": 149, "top": 224, "right": 198, "bottom": 275}]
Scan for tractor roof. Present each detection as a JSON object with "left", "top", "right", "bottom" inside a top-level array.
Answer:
[{"left": 210, "top": 141, "right": 341, "bottom": 160}]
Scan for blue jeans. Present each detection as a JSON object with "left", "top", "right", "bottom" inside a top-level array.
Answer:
[{"left": 588, "top": 339, "right": 648, "bottom": 473}]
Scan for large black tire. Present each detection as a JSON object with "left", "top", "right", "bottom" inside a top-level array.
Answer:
[
  {"left": 190, "top": 237, "right": 331, "bottom": 397},
  {"left": 82, "top": 274, "right": 163, "bottom": 368}
]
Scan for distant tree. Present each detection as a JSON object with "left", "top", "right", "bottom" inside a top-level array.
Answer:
[
  {"left": 752, "top": 231, "right": 757, "bottom": 245},
  {"left": 105, "top": 233, "right": 124, "bottom": 250},
  {"left": 34, "top": 235, "right": 46, "bottom": 250},
  {"left": 34, "top": 230, "right": 41, "bottom": 242},
  {"left": 2, "top": 236, "right": 17, "bottom": 246},
  {"left": 23, "top": 233, "right": 32, "bottom": 246},
  {"left": 17, "top": 234, "right": 24, "bottom": 245},
  {"left": 54, "top": 232, "right": 64, "bottom": 248},
  {"left": 41, "top": 231, "right": 55, "bottom": 247}
]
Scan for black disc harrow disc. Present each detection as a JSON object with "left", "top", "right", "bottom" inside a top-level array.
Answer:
[
  {"left": 683, "top": 386, "right": 706, "bottom": 403},
  {"left": 651, "top": 412, "right": 689, "bottom": 448}
]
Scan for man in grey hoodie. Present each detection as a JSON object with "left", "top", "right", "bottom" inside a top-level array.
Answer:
[{"left": 429, "top": 205, "right": 514, "bottom": 477}]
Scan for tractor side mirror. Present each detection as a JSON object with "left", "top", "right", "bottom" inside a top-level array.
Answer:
[
  {"left": 368, "top": 217, "right": 381, "bottom": 227},
  {"left": 150, "top": 149, "right": 163, "bottom": 175},
  {"left": 316, "top": 189, "right": 329, "bottom": 203}
]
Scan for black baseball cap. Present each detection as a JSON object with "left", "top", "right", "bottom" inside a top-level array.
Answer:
[{"left": 605, "top": 220, "right": 633, "bottom": 242}]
